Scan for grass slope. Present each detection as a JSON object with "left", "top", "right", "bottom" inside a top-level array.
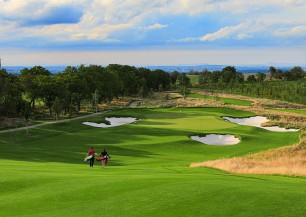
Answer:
[
  {"left": 0, "top": 108, "right": 305, "bottom": 217},
  {"left": 189, "top": 93, "right": 253, "bottom": 106}
]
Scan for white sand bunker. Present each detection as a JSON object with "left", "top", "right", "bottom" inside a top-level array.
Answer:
[
  {"left": 223, "top": 116, "right": 299, "bottom": 132},
  {"left": 83, "top": 117, "right": 137, "bottom": 128},
  {"left": 191, "top": 134, "right": 240, "bottom": 146}
]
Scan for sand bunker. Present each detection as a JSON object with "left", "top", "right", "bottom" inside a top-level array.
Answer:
[
  {"left": 190, "top": 134, "right": 240, "bottom": 146},
  {"left": 223, "top": 116, "right": 298, "bottom": 132},
  {"left": 83, "top": 117, "right": 137, "bottom": 128}
]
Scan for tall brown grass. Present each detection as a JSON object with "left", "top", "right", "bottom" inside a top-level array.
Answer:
[
  {"left": 190, "top": 143, "right": 306, "bottom": 177},
  {"left": 176, "top": 98, "right": 224, "bottom": 107}
]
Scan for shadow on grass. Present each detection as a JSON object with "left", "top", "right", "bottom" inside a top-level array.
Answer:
[{"left": 0, "top": 142, "right": 158, "bottom": 166}]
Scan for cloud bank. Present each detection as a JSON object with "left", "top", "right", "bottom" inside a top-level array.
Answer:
[{"left": 0, "top": 0, "right": 305, "bottom": 64}]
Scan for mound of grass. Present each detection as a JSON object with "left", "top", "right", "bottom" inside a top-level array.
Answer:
[{"left": 0, "top": 107, "right": 305, "bottom": 217}]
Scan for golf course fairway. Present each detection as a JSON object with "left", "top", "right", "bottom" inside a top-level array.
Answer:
[{"left": 1, "top": 107, "right": 305, "bottom": 217}]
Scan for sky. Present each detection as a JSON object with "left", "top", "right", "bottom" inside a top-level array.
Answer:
[{"left": 0, "top": 0, "right": 306, "bottom": 66}]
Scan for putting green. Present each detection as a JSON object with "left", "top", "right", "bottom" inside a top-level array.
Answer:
[{"left": 0, "top": 107, "right": 305, "bottom": 217}]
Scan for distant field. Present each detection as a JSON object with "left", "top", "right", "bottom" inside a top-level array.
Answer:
[
  {"left": 0, "top": 107, "right": 304, "bottom": 217},
  {"left": 189, "top": 93, "right": 253, "bottom": 106},
  {"left": 187, "top": 75, "right": 200, "bottom": 86}
]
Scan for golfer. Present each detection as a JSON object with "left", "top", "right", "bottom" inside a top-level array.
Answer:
[
  {"left": 100, "top": 149, "right": 111, "bottom": 168},
  {"left": 87, "top": 147, "right": 96, "bottom": 167}
]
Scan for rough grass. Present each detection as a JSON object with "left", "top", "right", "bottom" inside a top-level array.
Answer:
[{"left": 189, "top": 93, "right": 253, "bottom": 106}]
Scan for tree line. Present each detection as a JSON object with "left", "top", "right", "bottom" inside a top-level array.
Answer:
[
  {"left": 0, "top": 64, "right": 184, "bottom": 119},
  {"left": 195, "top": 66, "right": 305, "bottom": 86},
  {"left": 193, "top": 66, "right": 306, "bottom": 105},
  {"left": 1, "top": 64, "right": 305, "bottom": 120}
]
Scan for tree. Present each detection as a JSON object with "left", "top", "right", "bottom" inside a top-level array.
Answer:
[
  {"left": 20, "top": 66, "right": 51, "bottom": 109},
  {"left": 98, "top": 69, "right": 123, "bottom": 102},
  {"left": 221, "top": 66, "right": 237, "bottom": 83},
  {"left": 177, "top": 73, "right": 191, "bottom": 87},
  {"left": 61, "top": 66, "right": 88, "bottom": 112},
  {"left": 107, "top": 64, "right": 139, "bottom": 96},
  {"left": 52, "top": 98, "right": 62, "bottom": 121},
  {"left": 92, "top": 90, "right": 99, "bottom": 113},
  {"left": 256, "top": 73, "right": 266, "bottom": 82},
  {"left": 154, "top": 69, "right": 171, "bottom": 91},
  {"left": 36, "top": 75, "right": 66, "bottom": 116},
  {"left": 211, "top": 71, "right": 221, "bottom": 83},
  {"left": 284, "top": 66, "right": 305, "bottom": 81},
  {"left": 198, "top": 69, "right": 211, "bottom": 86},
  {"left": 275, "top": 69, "right": 284, "bottom": 80},
  {"left": 177, "top": 73, "right": 191, "bottom": 98},
  {"left": 269, "top": 66, "right": 276, "bottom": 80},
  {"left": 234, "top": 72, "right": 244, "bottom": 83},
  {"left": 21, "top": 102, "right": 32, "bottom": 135},
  {"left": 179, "top": 87, "right": 191, "bottom": 99},
  {"left": 0, "top": 69, "right": 23, "bottom": 117},
  {"left": 170, "top": 71, "right": 180, "bottom": 85},
  {"left": 247, "top": 75, "right": 257, "bottom": 83}
]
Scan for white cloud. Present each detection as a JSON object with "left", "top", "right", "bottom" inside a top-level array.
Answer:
[
  {"left": 0, "top": 0, "right": 84, "bottom": 25},
  {"left": 0, "top": 0, "right": 306, "bottom": 47},
  {"left": 218, "top": 0, "right": 306, "bottom": 14},
  {"left": 163, "top": 0, "right": 216, "bottom": 15},
  {"left": 200, "top": 23, "right": 248, "bottom": 42},
  {"left": 144, "top": 23, "right": 168, "bottom": 30},
  {"left": 274, "top": 25, "right": 306, "bottom": 37},
  {"left": 174, "top": 37, "right": 199, "bottom": 42},
  {"left": 236, "top": 33, "right": 251, "bottom": 40}
]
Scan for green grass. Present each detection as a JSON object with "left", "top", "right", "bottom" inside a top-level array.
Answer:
[
  {"left": 189, "top": 93, "right": 253, "bottom": 106},
  {"left": 271, "top": 108, "right": 306, "bottom": 115},
  {"left": 0, "top": 107, "right": 305, "bottom": 217}
]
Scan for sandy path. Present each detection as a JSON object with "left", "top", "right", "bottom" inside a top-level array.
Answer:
[{"left": 0, "top": 112, "right": 106, "bottom": 134}]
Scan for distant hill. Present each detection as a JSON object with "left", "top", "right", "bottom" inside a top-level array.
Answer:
[{"left": 1, "top": 64, "right": 300, "bottom": 74}]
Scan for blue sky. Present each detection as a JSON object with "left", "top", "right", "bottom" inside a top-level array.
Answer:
[{"left": 0, "top": 0, "right": 306, "bottom": 66}]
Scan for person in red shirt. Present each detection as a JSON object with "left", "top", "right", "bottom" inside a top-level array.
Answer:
[{"left": 87, "top": 147, "right": 96, "bottom": 167}]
